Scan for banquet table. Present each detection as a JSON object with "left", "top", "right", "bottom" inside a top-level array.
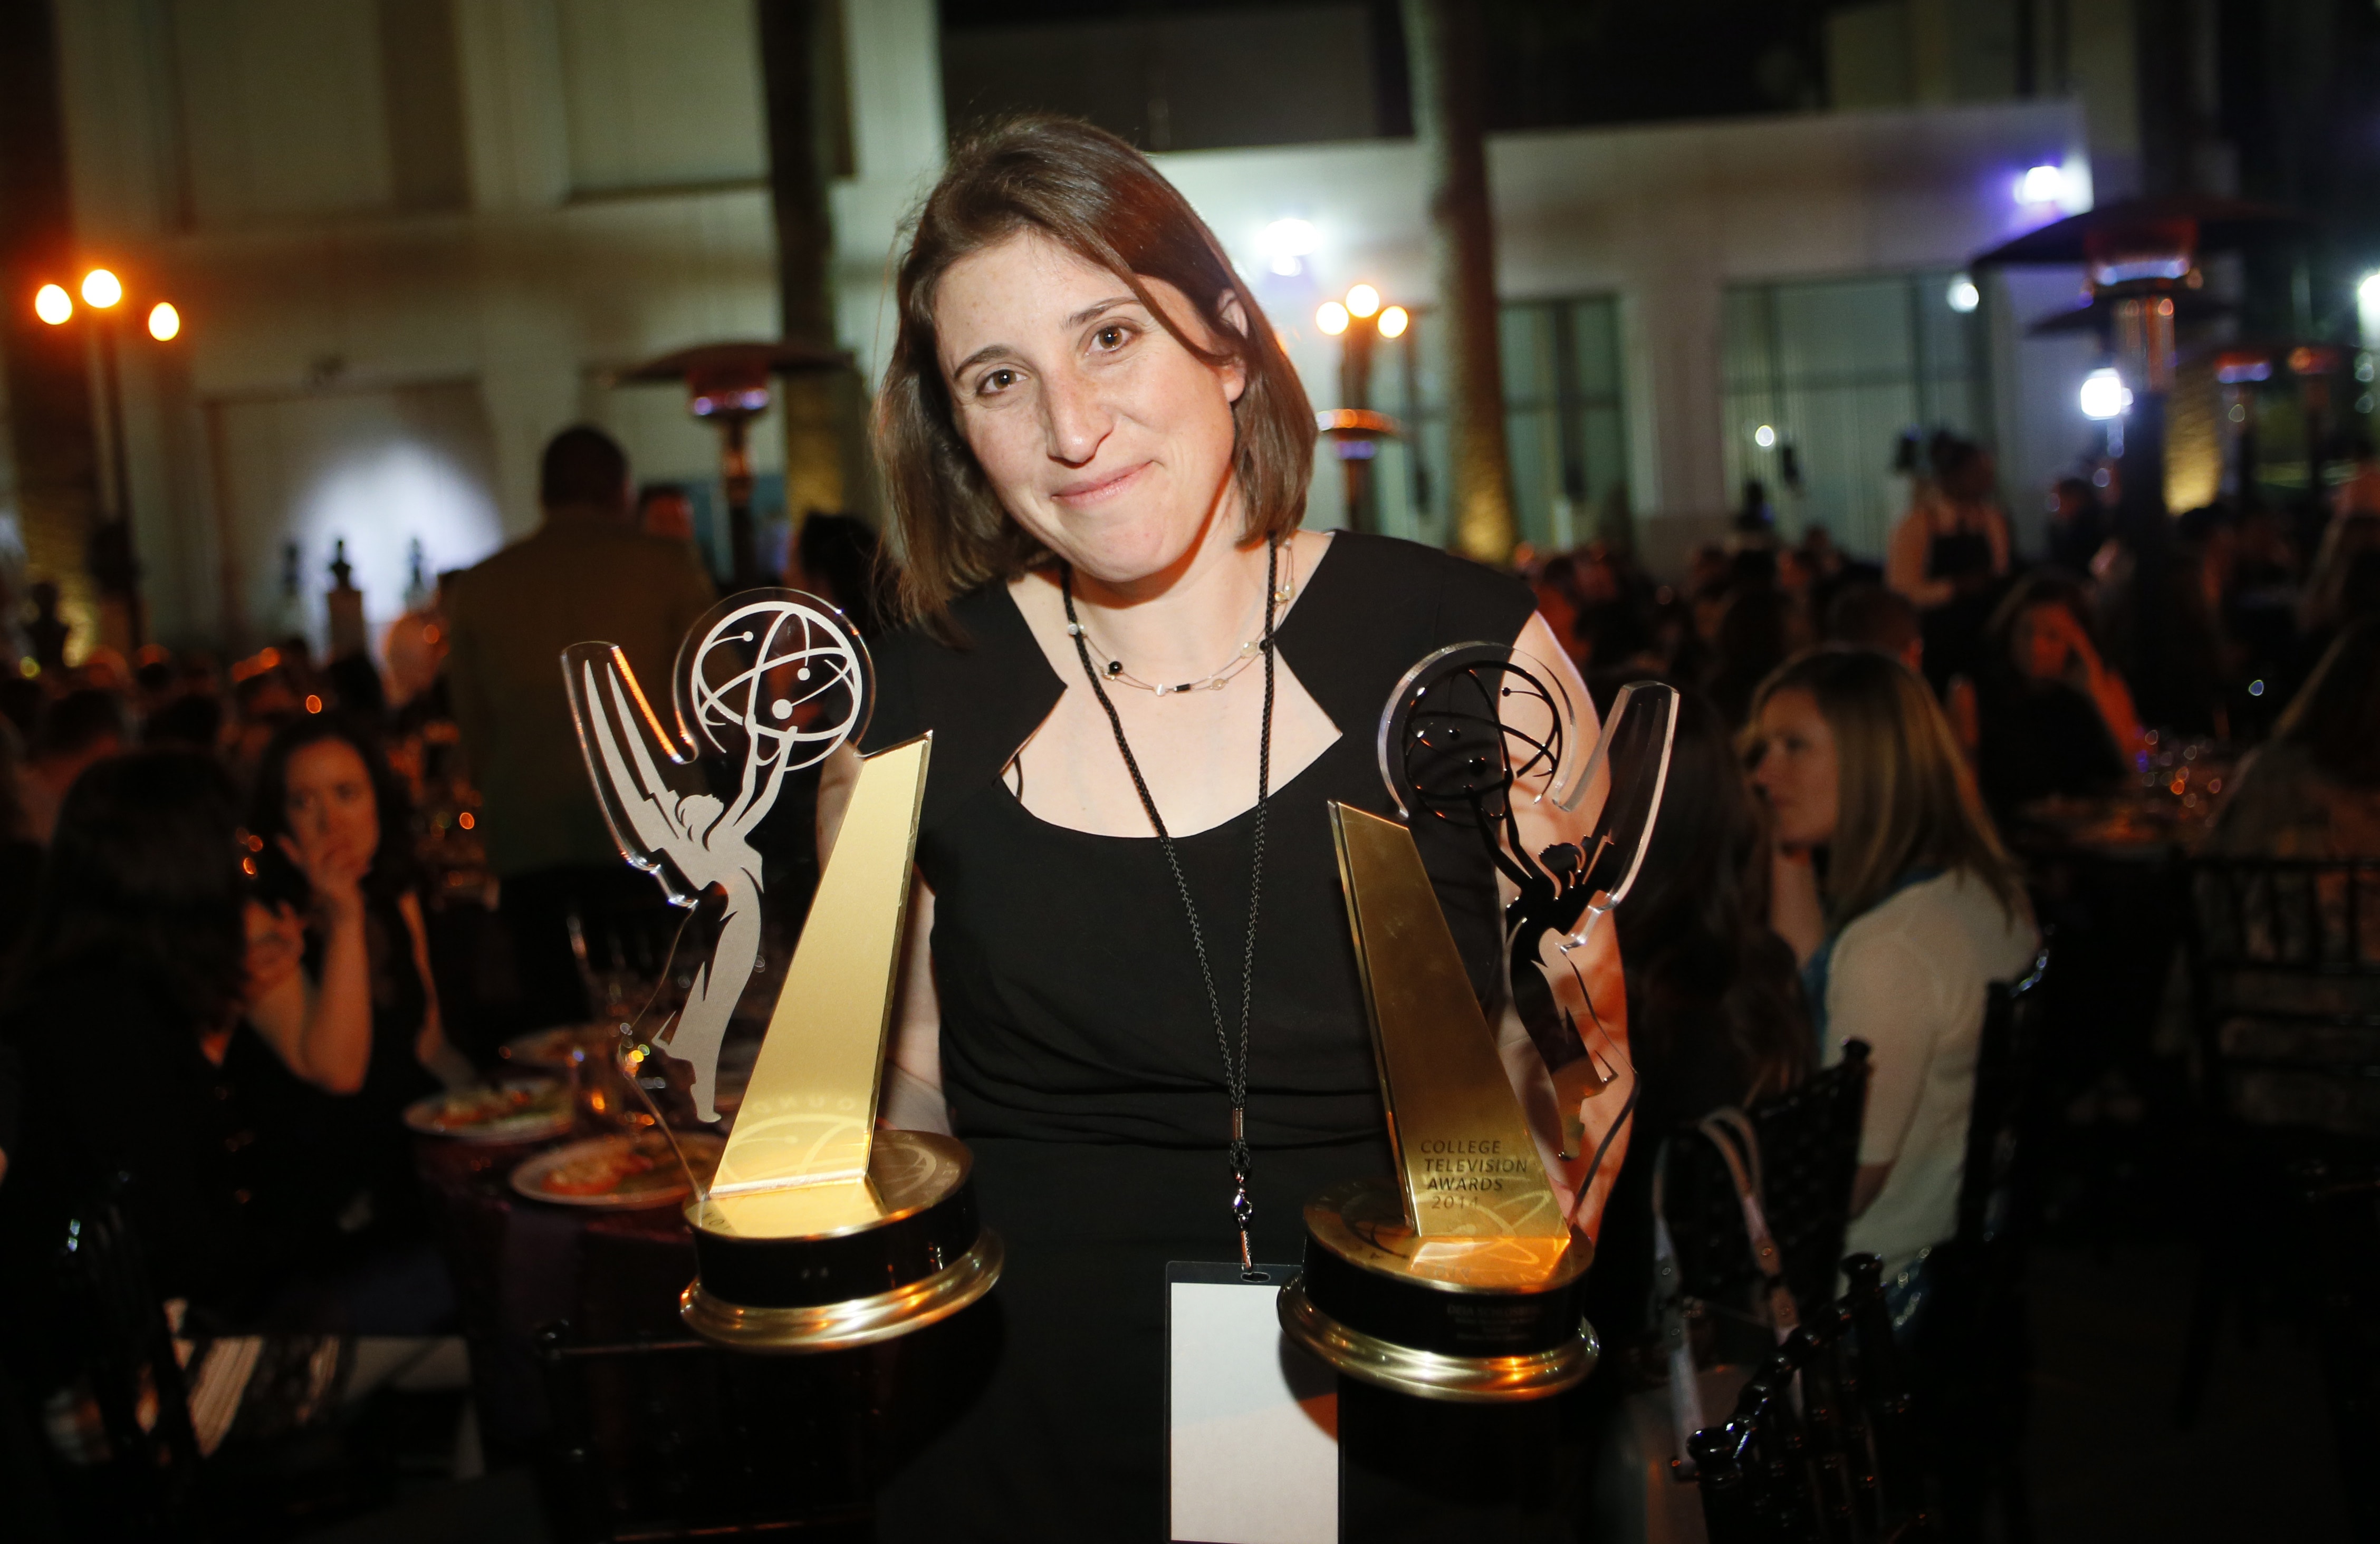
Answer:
[{"left": 410, "top": 1122, "right": 700, "bottom": 1449}]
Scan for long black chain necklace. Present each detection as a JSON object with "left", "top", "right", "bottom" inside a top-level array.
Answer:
[{"left": 1062, "top": 541, "right": 1280, "bottom": 1273}]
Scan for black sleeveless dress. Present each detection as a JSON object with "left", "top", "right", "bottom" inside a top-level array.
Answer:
[{"left": 862, "top": 534, "right": 1573, "bottom": 1541}]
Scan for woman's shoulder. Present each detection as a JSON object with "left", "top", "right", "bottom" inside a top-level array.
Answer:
[
  {"left": 857, "top": 583, "right": 1064, "bottom": 829},
  {"left": 1309, "top": 532, "right": 1533, "bottom": 632},
  {"left": 1276, "top": 533, "right": 1536, "bottom": 731},
  {"left": 1841, "top": 869, "right": 2036, "bottom": 968},
  {"left": 0, "top": 962, "right": 184, "bottom": 1056},
  {"left": 860, "top": 585, "right": 1050, "bottom": 740}
]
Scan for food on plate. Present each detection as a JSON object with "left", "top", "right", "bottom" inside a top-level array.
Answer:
[{"left": 405, "top": 1079, "right": 572, "bottom": 1139}]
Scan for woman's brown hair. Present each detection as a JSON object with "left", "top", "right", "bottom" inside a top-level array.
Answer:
[
  {"left": 1748, "top": 647, "right": 2029, "bottom": 929},
  {"left": 874, "top": 115, "right": 1317, "bottom": 633}
]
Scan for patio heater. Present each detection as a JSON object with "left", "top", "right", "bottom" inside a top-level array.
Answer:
[
  {"left": 619, "top": 340, "right": 849, "bottom": 588},
  {"left": 1970, "top": 196, "right": 2302, "bottom": 539},
  {"left": 1972, "top": 196, "right": 2304, "bottom": 733}
]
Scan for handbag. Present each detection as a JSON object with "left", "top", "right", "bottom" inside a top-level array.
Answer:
[{"left": 1602, "top": 1110, "right": 1803, "bottom": 1544}]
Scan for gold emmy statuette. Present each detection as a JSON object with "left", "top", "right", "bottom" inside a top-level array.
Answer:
[
  {"left": 564, "top": 591, "right": 999, "bottom": 1353},
  {"left": 1278, "top": 647, "right": 1677, "bottom": 1402}
]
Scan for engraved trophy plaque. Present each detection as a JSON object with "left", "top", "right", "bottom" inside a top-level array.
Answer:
[
  {"left": 1278, "top": 645, "right": 1677, "bottom": 1402},
  {"left": 564, "top": 591, "right": 1000, "bottom": 1352}
]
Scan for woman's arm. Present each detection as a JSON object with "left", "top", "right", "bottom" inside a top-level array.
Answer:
[
  {"left": 243, "top": 884, "right": 373, "bottom": 1095},
  {"left": 879, "top": 874, "right": 948, "bottom": 1134},
  {"left": 1825, "top": 928, "right": 1944, "bottom": 1213},
  {"left": 399, "top": 891, "right": 477, "bottom": 1089},
  {"left": 2067, "top": 621, "right": 2147, "bottom": 764},
  {"left": 1985, "top": 505, "right": 2012, "bottom": 576},
  {"left": 1501, "top": 611, "right": 1632, "bottom": 1238}
]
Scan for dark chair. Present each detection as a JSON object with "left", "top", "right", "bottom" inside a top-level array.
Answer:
[
  {"left": 43, "top": 1183, "right": 209, "bottom": 1539},
  {"left": 1688, "top": 1253, "right": 1933, "bottom": 1543},
  {"left": 1664, "top": 1041, "right": 1873, "bottom": 1323},
  {"left": 2299, "top": 1159, "right": 2380, "bottom": 1544},
  {"left": 2177, "top": 857, "right": 2380, "bottom": 1426},
  {"left": 1915, "top": 949, "right": 2051, "bottom": 1543},
  {"left": 535, "top": 1322, "right": 874, "bottom": 1542}
]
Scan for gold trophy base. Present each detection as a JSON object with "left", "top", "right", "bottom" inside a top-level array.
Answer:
[
  {"left": 1280, "top": 1177, "right": 1599, "bottom": 1403},
  {"left": 678, "top": 1129, "right": 1002, "bottom": 1354}
]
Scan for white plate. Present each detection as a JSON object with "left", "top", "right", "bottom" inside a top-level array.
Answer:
[
  {"left": 499, "top": 1024, "right": 615, "bottom": 1070},
  {"left": 509, "top": 1132, "right": 725, "bottom": 1209},
  {"left": 402, "top": 1079, "right": 575, "bottom": 1143}
]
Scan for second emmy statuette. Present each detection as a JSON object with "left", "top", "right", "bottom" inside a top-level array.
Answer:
[{"left": 1279, "top": 644, "right": 1676, "bottom": 1401}]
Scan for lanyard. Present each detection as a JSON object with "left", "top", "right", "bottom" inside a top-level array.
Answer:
[{"left": 1062, "top": 542, "right": 1281, "bottom": 1272}]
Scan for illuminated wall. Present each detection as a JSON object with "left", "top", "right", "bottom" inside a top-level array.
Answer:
[{"left": 49, "top": 0, "right": 943, "bottom": 652}]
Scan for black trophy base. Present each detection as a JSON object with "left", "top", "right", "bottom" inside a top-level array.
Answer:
[
  {"left": 679, "top": 1129, "right": 1002, "bottom": 1354},
  {"left": 1280, "top": 1176, "right": 1598, "bottom": 1403}
]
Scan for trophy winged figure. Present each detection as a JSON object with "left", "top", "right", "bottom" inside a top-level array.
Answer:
[
  {"left": 564, "top": 592, "right": 870, "bottom": 1122},
  {"left": 1384, "top": 645, "right": 1677, "bottom": 1214}
]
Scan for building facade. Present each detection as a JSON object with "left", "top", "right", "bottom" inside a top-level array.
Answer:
[{"left": 20, "top": 0, "right": 2115, "bottom": 654}]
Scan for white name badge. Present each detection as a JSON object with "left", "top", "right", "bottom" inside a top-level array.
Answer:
[{"left": 1166, "top": 1261, "right": 1338, "bottom": 1544}]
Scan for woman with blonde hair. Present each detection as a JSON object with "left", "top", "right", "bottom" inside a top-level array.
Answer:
[{"left": 1748, "top": 648, "right": 2037, "bottom": 1290}]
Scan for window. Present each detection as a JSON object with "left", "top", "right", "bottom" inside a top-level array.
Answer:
[
  {"left": 1366, "top": 295, "right": 1628, "bottom": 551},
  {"left": 1720, "top": 271, "right": 1990, "bottom": 557},
  {"left": 170, "top": 0, "right": 466, "bottom": 226},
  {"left": 558, "top": 0, "right": 768, "bottom": 196}
]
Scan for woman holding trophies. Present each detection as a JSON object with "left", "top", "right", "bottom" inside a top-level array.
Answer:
[{"left": 842, "top": 115, "right": 1631, "bottom": 1539}]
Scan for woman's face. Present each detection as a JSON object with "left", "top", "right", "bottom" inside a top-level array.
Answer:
[
  {"left": 2012, "top": 602, "right": 2077, "bottom": 681},
  {"left": 283, "top": 738, "right": 380, "bottom": 872},
  {"left": 934, "top": 229, "right": 1247, "bottom": 588},
  {"left": 1750, "top": 688, "right": 1840, "bottom": 848}
]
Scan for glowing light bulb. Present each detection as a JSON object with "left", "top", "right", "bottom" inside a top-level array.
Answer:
[
  {"left": 1378, "top": 305, "right": 1409, "bottom": 339},
  {"left": 2019, "top": 165, "right": 2064, "bottom": 205},
  {"left": 2079, "top": 368, "right": 2131, "bottom": 420},
  {"left": 1259, "top": 218, "right": 1319, "bottom": 277},
  {"left": 146, "top": 301, "right": 180, "bottom": 341},
  {"left": 1946, "top": 276, "right": 1980, "bottom": 313},
  {"left": 80, "top": 268, "right": 122, "bottom": 308},
  {"left": 1345, "top": 284, "right": 1380, "bottom": 319},
  {"left": 1316, "top": 302, "right": 1350, "bottom": 336},
  {"left": 1754, "top": 424, "right": 1778, "bottom": 449},
  {"left": 33, "top": 284, "right": 71, "bottom": 325}
]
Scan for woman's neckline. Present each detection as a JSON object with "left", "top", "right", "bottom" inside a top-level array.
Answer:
[
  {"left": 992, "top": 727, "right": 1352, "bottom": 844},
  {"left": 993, "top": 529, "right": 1346, "bottom": 844}
]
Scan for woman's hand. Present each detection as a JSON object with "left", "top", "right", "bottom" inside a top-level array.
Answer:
[
  {"left": 277, "top": 828, "right": 369, "bottom": 925},
  {"left": 243, "top": 899, "right": 306, "bottom": 1007}
]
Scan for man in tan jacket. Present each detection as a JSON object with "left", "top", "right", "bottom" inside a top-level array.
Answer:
[{"left": 445, "top": 426, "right": 715, "bottom": 1028}]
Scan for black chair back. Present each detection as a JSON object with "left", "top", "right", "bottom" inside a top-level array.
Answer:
[
  {"left": 1688, "top": 1253, "right": 1932, "bottom": 1544},
  {"left": 1914, "top": 951, "right": 2049, "bottom": 1543},
  {"left": 2185, "top": 856, "right": 2380, "bottom": 1141},
  {"left": 1954, "top": 950, "right": 2050, "bottom": 1254},
  {"left": 1665, "top": 1042, "right": 1873, "bottom": 1321},
  {"left": 2300, "top": 1160, "right": 2380, "bottom": 1544},
  {"left": 50, "top": 1182, "right": 208, "bottom": 1537},
  {"left": 2179, "top": 858, "right": 2380, "bottom": 1429}
]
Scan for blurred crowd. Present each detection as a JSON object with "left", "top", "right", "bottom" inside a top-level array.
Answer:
[{"left": 0, "top": 413, "right": 2373, "bottom": 1519}]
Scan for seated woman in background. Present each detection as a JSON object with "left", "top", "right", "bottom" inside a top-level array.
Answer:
[
  {"left": 1587, "top": 690, "right": 1812, "bottom": 1350},
  {"left": 242, "top": 717, "right": 472, "bottom": 1289},
  {"left": 0, "top": 751, "right": 301, "bottom": 1331},
  {"left": 1749, "top": 648, "right": 2038, "bottom": 1300},
  {"left": 1969, "top": 571, "right": 2145, "bottom": 817}
]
